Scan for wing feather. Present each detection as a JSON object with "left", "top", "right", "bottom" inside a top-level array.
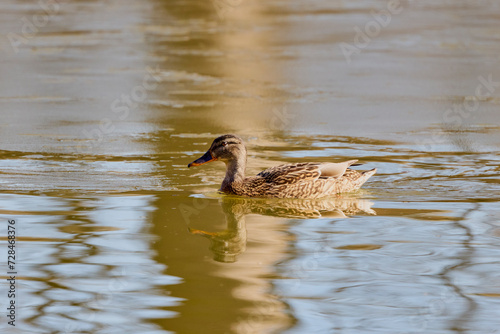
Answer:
[
  {"left": 257, "top": 162, "right": 320, "bottom": 185},
  {"left": 257, "top": 160, "right": 358, "bottom": 186}
]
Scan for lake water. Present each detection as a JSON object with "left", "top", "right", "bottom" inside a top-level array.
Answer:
[{"left": 1, "top": 0, "right": 499, "bottom": 333}]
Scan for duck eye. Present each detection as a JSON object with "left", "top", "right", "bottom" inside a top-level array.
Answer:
[{"left": 222, "top": 141, "right": 228, "bottom": 147}]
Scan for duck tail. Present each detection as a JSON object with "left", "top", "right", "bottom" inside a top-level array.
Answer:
[{"left": 356, "top": 168, "right": 376, "bottom": 188}]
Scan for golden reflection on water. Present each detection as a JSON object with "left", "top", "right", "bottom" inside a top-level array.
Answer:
[
  {"left": 1, "top": 0, "right": 500, "bottom": 333},
  {"left": 150, "top": 192, "right": 297, "bottom": 333},
  {"left": 189, "top": 195, "right": 376, "bottom": 263}
]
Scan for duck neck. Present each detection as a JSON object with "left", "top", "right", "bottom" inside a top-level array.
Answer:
[{"left": 221, "top": 155, "right": 246, "bottom": 193}]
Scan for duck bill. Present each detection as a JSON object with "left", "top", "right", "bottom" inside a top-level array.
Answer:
[{"left": 188, "top": 151, "right": 216, "bottom": 167}]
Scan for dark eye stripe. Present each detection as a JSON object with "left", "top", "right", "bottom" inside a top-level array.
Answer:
[{"left": 219, "top": 140, "right": 238, "bottom": 146}]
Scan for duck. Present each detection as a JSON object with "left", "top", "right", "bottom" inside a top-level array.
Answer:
[{"left": 187, "top": 134, "right": 376, "bottom": 198}]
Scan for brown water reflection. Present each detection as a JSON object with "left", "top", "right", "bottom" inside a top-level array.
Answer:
[
  {"left": 189, "top": 196, "right": 376, "bottom": 263},
  {"left": 1, "top": 0, "right": 500, "bottom": 333},
  {"left": 151, "top": 193, "right": 295, "bottom": 333}
]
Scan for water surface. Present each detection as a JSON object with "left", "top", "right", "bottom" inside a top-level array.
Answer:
[{"left": 1, "top": 0, "right": 500, "bottom": 333}]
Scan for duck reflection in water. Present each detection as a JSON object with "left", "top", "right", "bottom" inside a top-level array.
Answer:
[{"left": 189, "top": 196, "right": 376, "bottom": 263}]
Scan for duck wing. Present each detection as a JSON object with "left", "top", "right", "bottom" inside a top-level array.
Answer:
[{"left": 257, "top": 160, "right": 358, "bottom": 185}]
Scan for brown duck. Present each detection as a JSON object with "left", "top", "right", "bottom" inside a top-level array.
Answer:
[{"left": 188, "top": 134, "right": 376, "bottom": 198}]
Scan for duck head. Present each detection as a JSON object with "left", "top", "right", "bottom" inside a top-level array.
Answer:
[{"left": 188, "top": 134, "right": 246, "bottom": 168}]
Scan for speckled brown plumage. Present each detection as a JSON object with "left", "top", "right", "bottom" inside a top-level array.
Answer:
[{"left": 188, "top": 134, "right": 376, "bottom": 199}]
